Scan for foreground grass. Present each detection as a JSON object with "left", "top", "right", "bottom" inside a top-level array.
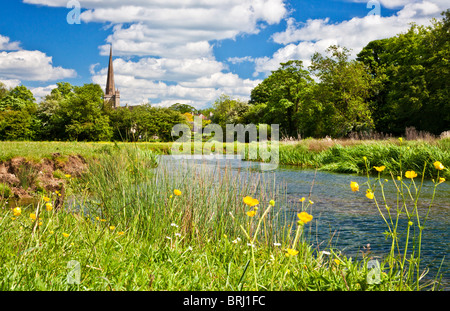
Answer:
[{"left": 0, "top": 145, "right": 446, "bottom": 291}]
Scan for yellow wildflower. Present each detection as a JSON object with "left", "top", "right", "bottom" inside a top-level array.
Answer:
[
  {"left": 117, "top": 231, "right": 125, "bottom": 236},
  {"left": 433, "top": 161, "right": 445, "bottom": 171},
  {"left": 43, "top": 196, "right": 51, "bottom": 202},
  {"left": 334, "top": 259, "right": 341, "bottom": 265},
  {"left": 173, "top": 189, "right": 182, "bottom": 196},
  {"left": 109, "top": 226, "right": 115, "bottom": 230},
  {"left": 373, "top": 166, "right": 386, "bottom": 172},
  {"left": 62, "top": 232, "right": 70, "bottom": 237},
  {"left": 13, "top": 207, "right": 21, "bottom": 217},
  {"left": 405, "top": 171, "right": 417, "bottom": 179},
  {"left": 299, "top": 197, "right": 305, "bottom": 202},
  {"left": 65, "top": 174, "right": 71, "bottom": 178},
  {"left": 366, "top": 190, "right": 374, "bottom": 200},
  {"left": 297, "top": 211, "right": 313, "bottom": 224},
  {"left": 350, "top": 181, "right": 359, "bottom": 192},
  {"left": 243, "top": 196, "right": 259, "bottom": 207},
  {"left": 30, "top": 213, "right": 36, "bottom": 220},
  {"left": 45, "top": 203, "right": 53, "bottom": 211},
  {"left": 246, "top": 210, "right": 257, "bottom": 217},
  {"left": 438, "top": 177, "right": 445, "bottom": 183},
  {"left": 269, "top": 200, "right": 275, "bottom": 206},
  {"left": 309, "top": 200, "right": 314, "bottom": 205},
  {"left": 286, "top": 249, "right": 299, "bottom": 256}
]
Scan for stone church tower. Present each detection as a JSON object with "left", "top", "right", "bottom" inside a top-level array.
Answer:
[{"left": 104, "top": 45, "right": 120, "bottom": 108}]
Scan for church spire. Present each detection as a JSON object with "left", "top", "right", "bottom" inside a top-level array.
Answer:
[
  {"left": 104, "top": 45, "right": 120, "bottom": 108},
  {"left": 105, "top": 44, "right": 115, "bottom": 96}
]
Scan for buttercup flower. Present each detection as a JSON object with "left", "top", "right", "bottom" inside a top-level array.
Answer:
[
  {"left": 30, "top": 213, "right": 36, "bottom": 220},
  {"left": 433, "top": 161, "right": 445, "bottom": 170},
  {"left": 286, "top": 248, "right": 299, "bottom": 256},
  {"left": 45, "top": 203, "right": 53, "bottom": 211},
  {"left": 438, "top": 177, "right": 445, "bottom": 183},
  {"left": 299, "top": 197, "right": 306, "bottom": 202},
  {"left": 350, "top": 181, "right": 359, "bottom": 192},
  {"left": 373, "top": 166, "right": 386, "bottom": 172},
  {"left": 247, "top": 210, "right": 257, "bottom": 217},
  {"left": 13, "top": 207, "right": 21, "bottom": 217},
  {"left": 62, "top": 233, "right": 70, "bottom": 237},
  {"left": 243, "top": 196, "right": 259, "bottom": 207},
  {"left": 366, "top": 190, "right": 374, "bottom": 200},
  {"left": 297, "top": 211, "right": 313, "bottom": 224},
  {"left": 109, "top": 226, "right": 115, "bottom": 230},
  {"left": 173, "top": 189, "right": 182, "bottom": 196},
  {"left": 43, "top": 196, "right": 51, "bottom": 202},
  {"left": 65, "top": 174, "right": 71, "bottom": 178},
  {"left": 269, "top": 200, "right": 275, "bottom": 206},
  {"left": 117, "top": 231, "right": 125, "bottom": 236},
  {"left": 405, "top": 171, "right": 418, "bottom": 179}
]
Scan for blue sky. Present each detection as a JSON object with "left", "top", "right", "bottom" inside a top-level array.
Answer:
[{"left": 0, "top": 0, "right": 446, "bottom": 108}]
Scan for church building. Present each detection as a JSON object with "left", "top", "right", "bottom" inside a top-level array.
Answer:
[{"left": 104, "top": 45, "right": 120, "bottom": 108}]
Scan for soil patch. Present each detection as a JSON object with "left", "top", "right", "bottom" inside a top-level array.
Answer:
[{"left": 0, "top": 153, "right": 87, "bottom": 199}]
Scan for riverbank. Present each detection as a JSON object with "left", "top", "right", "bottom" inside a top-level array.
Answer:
[{"left": 1, "top": 145, "right": 446, "bottom": 291}]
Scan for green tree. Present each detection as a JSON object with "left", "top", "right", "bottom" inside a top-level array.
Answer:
[
  {"left": 249, "top": 60, "right": 315, "bottom": 137},
  {"left": 169, "top": 103, "right": 198, "bottom": 114},
  {"left": 310, "top": 45, "right": 375, "bottom": 137}
]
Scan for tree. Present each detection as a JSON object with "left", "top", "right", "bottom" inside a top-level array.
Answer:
[
  {"left": 310, "top": 45, "right": 375, "bottom": 137},
  {"left": 169, "top": 103, "right": 198, "bottom": 114},
  {"left": 249, "top": 60, "right": 315, "bottom": 137}
]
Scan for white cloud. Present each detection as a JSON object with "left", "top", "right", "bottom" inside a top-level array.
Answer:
[
  {"left": 254, "top": 0, "right": 446, "bottom": 75},
  {"left": 0, "top": 78, "right": 21, "bottom": 89},
  {"left": 0, "top": 49, "right": 77, "bottom": 81},
  {"left": 29, "top": 84, "right": 58, "bottom": 101},
  {"left": 23, "top": 0, "right": 288, "bottom": 107},
  {"left": 0, "top": 35, "right": 20, "bottom": 51}
]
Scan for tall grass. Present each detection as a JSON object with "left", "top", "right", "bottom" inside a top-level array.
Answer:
[{"left": 0, "top": 145, "right": 445, "bottom": 290}]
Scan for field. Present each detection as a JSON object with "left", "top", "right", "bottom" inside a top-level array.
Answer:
[{"left": 0, "top": 140, "right": 448, "bottom": 291}]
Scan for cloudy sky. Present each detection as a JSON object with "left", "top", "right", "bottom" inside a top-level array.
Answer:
[{"left": 0, "top": 0, "right": 447, "bottom": 108}]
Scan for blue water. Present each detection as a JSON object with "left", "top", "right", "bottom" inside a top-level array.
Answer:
[{"left": 160, "top": 155, "right": 450, "bottom": 290}]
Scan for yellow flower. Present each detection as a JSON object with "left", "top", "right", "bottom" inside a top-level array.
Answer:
[
  {"left": 334, "top": 259, "right": 341, "bottom": 265},
  {"left": 117, "top": 231, "right": 125, "bottom": 236},
  {"left": 433, "top": 161, "right": 445, "bottom": 171},
  {"left": 398, "top": 137, "right": 403, "bottom": 143},
  {"left": 173, "top": 189, "right": 182, "bottom": 196},
  {"left": 350, "top": 181, "right": 359, "bottom": 192},
  {"left": 95, "top": 216, "right": 100, "bottom": 221},
  {"left": 65, "top": 174, "right": 71, "bottom": 178},
  {"left": 299, "top": 197, "right": 305, "bottom": 202},
  {"left": 243, "top": 196, "right": 259, "bottom": 207},
  {"left": 30, "top": 213, "right": 36, "bottom": 220},
  {"left": 373, "top": 165, "right": 386, "bottom": 172},
  {"left": 43, "top": 196, "right": 51, "bottom": 202},
  {"left": 438, "top": 177, "right": 445, "bottom": 183},
  {"left": 62, "top": 232, "right": 70, "bottom": 237},
  {"left": 405, "top": 171, "right": 417, "bottom": 179},
  {"left": 246, "top": 210, "right": 257, "bottom": 217},
  {"left": 100, "top": 219, "right": 106, "bottom": 222},
  {"left": 49, "top": 230, "right": 54, "bottom": 234},
  {"left": 269, "top": 200, "right": 275, "bottom": 206},
  {"left": 286, "top": 248, "right": 299, "bottom": 256},
  {"left": 45, "top": 203, "right": 53, "bottom": 211},
  {"left": 109, "top": 226, "right": 116, "bottom": 230},
  {"left": 297, "top": 211, "right": 313, "bottom": 224},
  {"left": 366, "top": 190, "right": 374, "bottom": 200},
  {"left": 13, "top": 207, "right": 21, "bottom": 217},
  {"left": 309, "top": 200, "right": 314, "bottom": 205},
  {"left": 38, "top": 222, "right": 43, "bottom": 226}
]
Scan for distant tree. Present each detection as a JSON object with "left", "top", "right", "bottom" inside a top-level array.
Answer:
[{"left": 169, "top": 103, "right": 198, "bottom": 114}]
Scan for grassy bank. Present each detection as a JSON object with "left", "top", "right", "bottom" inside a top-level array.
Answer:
[
  {"left": 1, "top": 139, "right": 448, "bottom": 180},
  {"left": 0, "top": 145, "right": 446, "bottom": 290}
]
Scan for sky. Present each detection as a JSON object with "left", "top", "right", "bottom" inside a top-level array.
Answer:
[{"left": 0, "top": 0, "right": 447, "bottom": 109}]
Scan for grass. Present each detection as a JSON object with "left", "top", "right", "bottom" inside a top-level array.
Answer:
[{"left": 0, "top": 144, "right": 447, "bottom": 291}]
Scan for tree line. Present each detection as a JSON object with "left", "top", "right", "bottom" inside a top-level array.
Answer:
[{"left": 0, "top": 11, "right": 448, "bottom": 142}]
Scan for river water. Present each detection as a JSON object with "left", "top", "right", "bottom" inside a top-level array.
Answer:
[{"left": 161, "top": 155, "right": 450, "bottom": 290}]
